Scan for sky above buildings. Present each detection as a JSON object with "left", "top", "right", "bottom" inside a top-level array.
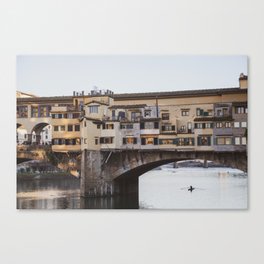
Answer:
[{"left": 17, "top": 55, "right": 248, "bottom": 97}]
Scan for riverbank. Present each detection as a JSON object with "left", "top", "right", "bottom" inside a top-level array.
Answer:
[{"left": 17, "top": 171, "right": 79, "bottom": 181}]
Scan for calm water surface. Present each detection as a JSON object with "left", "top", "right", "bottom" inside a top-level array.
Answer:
[{"left": 17, "top": 166, "right": 248, "bottom": 209}]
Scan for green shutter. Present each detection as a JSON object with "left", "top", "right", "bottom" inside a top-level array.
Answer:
[{"left": 207, "top": 136, "right": 211, "bottom": 146}]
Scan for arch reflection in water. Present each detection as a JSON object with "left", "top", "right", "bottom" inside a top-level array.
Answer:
[{"left": 17, "top": 164, "right": 247, "bottom": 209}]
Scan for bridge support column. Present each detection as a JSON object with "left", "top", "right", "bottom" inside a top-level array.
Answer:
[
  {"left": 80, "top": 150, "right": 115, "bottom": 197},
  {"left": 27, "top": 134, "right": 33, "bottom": 144}
]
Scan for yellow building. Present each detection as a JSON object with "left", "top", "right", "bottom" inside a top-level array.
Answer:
[{"left": 50, "top": 106, "right": 81, "bottom": 152}]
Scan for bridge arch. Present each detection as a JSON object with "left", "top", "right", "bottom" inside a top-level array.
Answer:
[
  {"left": 31, "top": 122, "right": 51, "bottom": 144},
  {"left": 17, "top": 124, "right": 28, "bottom": 144},
  {"left": 81, "top": 149, "right": 247, "bottom": 198}
]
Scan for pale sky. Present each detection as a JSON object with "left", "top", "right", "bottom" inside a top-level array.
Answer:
[{"left": 17, "top": 55, "right": 248, "bottom": 97}]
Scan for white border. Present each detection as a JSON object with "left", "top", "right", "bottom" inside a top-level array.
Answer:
[{"left": 1, "top": 1, "right": 263, "bottom": 263}]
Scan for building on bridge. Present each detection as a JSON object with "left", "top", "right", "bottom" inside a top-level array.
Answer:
[{"left": 17, "top": 74, "right": 248, "bottom": 153}]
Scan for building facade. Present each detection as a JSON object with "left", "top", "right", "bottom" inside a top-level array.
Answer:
[{"left": 17, "top": 74, "right": 248, "bottom": 153}]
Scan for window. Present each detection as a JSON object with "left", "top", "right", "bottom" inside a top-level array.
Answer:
[
  {"left": 216, "top": 122, "right": 223, "bottom": 128},
  {"left": 73, "top": 113, "right": 80, "bottom": 119},
  {"left": 235, "top": 137, "right": 240, "bottom": 145},
  {"left": 97, "top": 124, "right": 101, "bottom": 129},
  {"left": 198, "top": 136, "right": 211, "bottom": 146},
  {"left": 53, "top": 139, "right": 59, "bottom": 145},
  {"left": 123, "top": 137, "right": 137, "bottom": 144},
  {"left": 242, "top": 137, "right": 247, "bottom": 145},
  {"left": 223, "top": 108, "right": 228, "bottom": 116},
  {"left": 159, "top": 139, "right": 174, "bottom": 145},
  {"left": 175, "top": 138, "right": 194, "bottom": 146},
  {"left": 84, "top": 121, "right": 86, "bottom": 127},
  {"left": 118, "top": 111, "right": 126, "bottom": 120},
  {"left": 120, "top": 124, "right": 133, "bottom": 129},
  {"left": 39, "top": 106, "right": 50, "bottom": 117},
  {"left": 105, "top": 124, "right": 114, "bottom": 129},
  {"left": 89, "top": 105, "right": 99, "bottom": 113},
  {"left": 144, "top": 110, "right": 151, "bottom": 117},
  {"left": 131, "top": 112, "right": 136, "bottom": 121},
  {"left": 146, "top": 137, "right": 154, "bottom": 144},
  {"left": 54, "top": 126, "right": 59, "bottom": 131},
  {"left": 141, "top": 137, "right": 158, "bottom": 145},
  {"left": 68, "top": 125, "right": 73, "bottom": 131},
  {"left": 225, "top": 122, "right": 231, "bottom": 128},
  {"left": 162, "top": 113, "right": 169, "bottom": 120},
  {"left": 216, "top": 109, "right": 222, "bottom": 116},
  {"left": 95, "top": 138, "right": 99, "bottom": 145},
  {"left": 216, "top": 137, "right": 232, "bottom": 145},
  {"left": 17, "top": 106, "right": 28, "bottom": 118},
  {"left": 75, "top": 124, "right": 80, "bottom": 131},
  {"left": 196, "top": 108, "right": 203, "bottom": 116},
  {"left": 100, "top": 137, "right": 114, "bottom": 144},
  {"left": 205, "top": 123, "right": 213, "bottom": 128},
  {"left": 105, "top": 137, "right": 113, "bottom": 144},
  {"left": 234, "top": 122, "right": 240, "bottom": 128},
  {"left": 31, "top": 106, "right": 38, "bottom": 117},
  {"left": 68, "top": 113, "right": 73, "bottom": 119},
  {"left": 235, "top": 106, "right": 246, "bottom": 114},
  {"left": 161, "top": 125, "right": 175, "bottom": 131},
  {"left": 60, "top": 126, "right": 65, "bottom": 131},
  {"left": 226, "top": 138, "right": 232, "bottom": 145},
  {"left": 179, "top": 125, "right": 186, "bottom": 132},
  {"left": 181, "top": 110, "right": 189, "bottom": 116},
  {"left": 186, "top": 138, "right": 194, "bottom": 146},
  {"left": 196, "top": 123, "right": 203, "bottom": 129},
  {"left": 241, "top": 122, "right": 247, "bottom": 128}
]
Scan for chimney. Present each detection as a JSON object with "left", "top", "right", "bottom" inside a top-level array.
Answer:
[{"left": 239, "top": 73, "right": 248, "bottom": 89}]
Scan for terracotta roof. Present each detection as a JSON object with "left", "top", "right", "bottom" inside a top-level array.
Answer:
[
  {"left": 113, "top": 87, "right": 247, "bottom": 100},
  {"left": 17, "top": 96, "right": 73, "bottom": 104},
  {"left": 85, "top": 100, "right": 109, "bottom": 106}
]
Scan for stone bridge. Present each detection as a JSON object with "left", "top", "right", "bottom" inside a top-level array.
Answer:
[{"left": 80, "top": 149, "right": 247, "bottom": 200}]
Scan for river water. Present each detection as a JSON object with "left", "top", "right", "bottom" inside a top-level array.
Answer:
[{"left": 17, "top": 165, "right": 248, "bottom": 209}]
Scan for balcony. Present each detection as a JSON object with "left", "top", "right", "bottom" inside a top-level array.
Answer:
[{"left": 177, "top": 129, "right": 193, "bottom": 134}]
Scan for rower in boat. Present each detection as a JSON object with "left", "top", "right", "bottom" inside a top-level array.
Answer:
[{"left": 188, "top": 185, "right": 195, "bottom": 192}]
